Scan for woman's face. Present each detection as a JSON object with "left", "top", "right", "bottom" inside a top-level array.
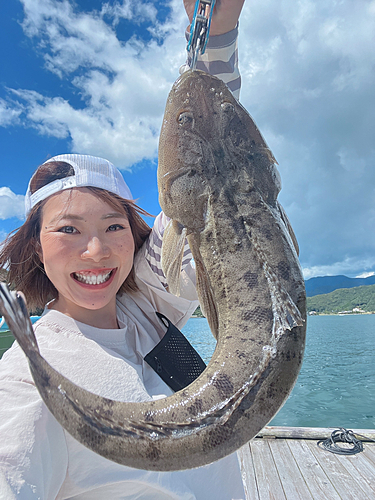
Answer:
[{"left": 38, "top": 188, "right": 135, "bottom": 328}]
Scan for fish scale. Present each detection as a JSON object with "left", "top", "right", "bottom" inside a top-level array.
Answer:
[{"left": 0, "top": 70, "right": 306, "bottom": 471}]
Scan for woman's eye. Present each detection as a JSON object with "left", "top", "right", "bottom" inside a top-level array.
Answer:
[
  {"left": 59, "top": 226, "right": 78, "bottom": 234},
  {"left": 107, "top": 224, "right": 124, "bottom": 232}
]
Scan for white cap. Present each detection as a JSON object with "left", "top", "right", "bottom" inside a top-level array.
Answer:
[{"left": 25, "top": 154, "right": 133, "bottom": 216}]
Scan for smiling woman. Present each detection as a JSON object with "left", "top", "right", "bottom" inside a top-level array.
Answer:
[
  {"left": 37, "top": 188, "right": 136, "bottom": 328},
  {"left": 1, "top": 160, "right": 151, "bottom": 313}
]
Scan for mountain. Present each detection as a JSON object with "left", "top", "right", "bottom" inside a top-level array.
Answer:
[
  {"left": 307, "top": 284, "right": 375, "bottom": 314},
  {"left": 305, "top": 274, "right": 375, "bottom": 297}
]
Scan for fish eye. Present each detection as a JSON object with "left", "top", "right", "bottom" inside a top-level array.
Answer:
[
  {"left": 177, "top": 112, "right": 194, "bottom": 126},
  {"left": 221, "top": 102, "right": 235, "bottom": 113}
]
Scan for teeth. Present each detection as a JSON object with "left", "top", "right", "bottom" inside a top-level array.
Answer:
[{"left": 74, "top": 271, "right": 112, "bottom": 285}]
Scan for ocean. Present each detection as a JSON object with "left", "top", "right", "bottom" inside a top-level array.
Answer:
[
  {"left": 182, "top": 314, "right": 375, "bottom": 429},
  {"left": 1, "top": 314, "right": 374, "bottom": 429},
  {"left": 0, "top": 316, "right": 40, "bottom": 358}
]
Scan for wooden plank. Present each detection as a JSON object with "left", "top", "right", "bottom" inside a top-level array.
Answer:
[
  {"left": 258, "top": 426, "right": 375, "bottom": 441},
  {"left": 287, "top": 439, "right": 341, "bottom": 500},
  {"left": 238, "top": 443, "right": 260, "bottom": 500},
  {"left": 238, "top": 430, "right": 375, "bottom": 500},
  {"left": 304, "top": 439, "right": 371, "bottom": 500},
  {"left": 330, "top": 447, "right": 375, "bottom": 499},
  {"left": 335, "top": 448, "right": 375, "bottom": 497},
  {"left": 363, "top": 443, "right": 375, "bottom": 464},
  {"left": 268, "top": 439, "right": 313, "bottom": 499},
  {"left": 250, "top": 439, "right": 286, "bottom": 500}
]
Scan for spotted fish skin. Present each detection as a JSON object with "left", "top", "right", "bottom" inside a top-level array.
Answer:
[{"left": 0, "top": 71, "right": 306, "bottom": 471}]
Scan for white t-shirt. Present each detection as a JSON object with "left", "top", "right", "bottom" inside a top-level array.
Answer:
[{"left": 0, "top": 246, "right": 245, "bottom": 499}]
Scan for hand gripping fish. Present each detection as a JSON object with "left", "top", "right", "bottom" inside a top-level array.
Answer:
[{"left": 0, "top": 70, "right": 306, "bottom": 471}]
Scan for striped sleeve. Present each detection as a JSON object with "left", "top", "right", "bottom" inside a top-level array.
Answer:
[
  {"left": 144, "top": 27, "right": 241, "bottom": 286},
  {"left": 180, "top": 24, "right": 241, "bottom": 100},
  {"left": 144, "top": 212, "right": 168, "bottom": 286},
  {"left": 144, "top": 213, "right": 193, "bottom": 289}
]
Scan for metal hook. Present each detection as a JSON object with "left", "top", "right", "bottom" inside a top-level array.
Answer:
[{"left": 187, "top": 0, "right": 216, "bottom": 70}]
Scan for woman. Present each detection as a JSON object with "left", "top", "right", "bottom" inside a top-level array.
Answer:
[{"left": 0, "top": 1, "right": 246, "bottom": 498}]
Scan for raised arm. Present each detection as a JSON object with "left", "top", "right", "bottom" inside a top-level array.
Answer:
[{"left": 181, "top": 0, "right": 245, "bottom": 100}]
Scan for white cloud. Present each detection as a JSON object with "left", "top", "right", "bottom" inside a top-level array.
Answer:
[
  {"left": 356, "top": 271, "right": 375, "bottom": 279},
  {"left": 0, "top": 188, "right": 25, "bottom": 220},
  {"left": 6, "top": 0, "right": 187, "bottom": 168},
  {"left": 237, "top": 0, "right": 375, "bottom": 278},
  {"left": 303, "top": 256, "right": 375, "bottom": 280},
  {"left": 100, "top": 0, "right": 158, "bottom": 26},
  {"left": 0, "top": 98, "right": 22, "bottom": 127}
]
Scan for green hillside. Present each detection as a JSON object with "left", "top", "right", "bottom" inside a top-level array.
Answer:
[
  {"left": 307, "top": 284, "right": 375, "bottom": 314},
  {"left": 192, "top": 306, "right": 204, "bottom": 317}
]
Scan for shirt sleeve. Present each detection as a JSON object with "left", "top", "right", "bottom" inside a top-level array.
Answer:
[
  {"left": 144, "top": 213, "right": 194, "bottom": 289},
  {"left": 0, "top": 346, "right": 68, "bottom": 499},
  {"left": 181, "top": 24, "right": 241, "bottom": 100},
  {"left": 144, "top": 27, "right": 241, "bottom": 286}
]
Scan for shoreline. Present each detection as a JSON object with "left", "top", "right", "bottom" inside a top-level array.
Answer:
[{"left": 308, "top": 311, "right": 375, "bottom": 316}]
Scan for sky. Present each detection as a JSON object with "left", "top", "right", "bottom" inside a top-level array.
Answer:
[{"left": 1, "top": 0, "right": 375, "bottom": 280}]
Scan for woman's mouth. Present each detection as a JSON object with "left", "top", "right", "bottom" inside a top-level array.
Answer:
[{"left": 73, "top": 269, "right": 115, "bottom": 286}]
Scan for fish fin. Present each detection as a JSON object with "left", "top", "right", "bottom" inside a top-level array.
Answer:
[
  {"left": 187, "top": 233, "right": 219, "bottom": 339},
  {"left": 263, "top": 259, "right": 304, "bottom": 343},
  {"left": 250, "top": 234, "right": 304, "bottom": 344},
  {"left": 263, "top": 146, "right": 278, "bottom": 165},
  {"left": 161, "top": 220, "right": 187, "bottom": 296},
  {"left": 277, "top": 202, "right": 299, "bottom": 256},
  {"left": 0, "top": 283, "right": 39, "bottom": 354}
]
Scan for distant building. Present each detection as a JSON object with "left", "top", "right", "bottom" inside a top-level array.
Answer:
[{"left": 338, "top": 308, "right": 366, "bottom": 315}]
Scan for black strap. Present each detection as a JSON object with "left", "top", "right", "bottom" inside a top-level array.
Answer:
[{"left": 144, "top": 313, "right": 206, "bottom": 392}]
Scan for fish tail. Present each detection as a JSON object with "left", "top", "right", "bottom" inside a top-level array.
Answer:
[{"left": 0, "top": 283, "right": 39, "bottom": 354}]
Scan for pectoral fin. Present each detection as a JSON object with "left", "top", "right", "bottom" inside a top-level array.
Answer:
[
  {"left": 277, "top": 202, "right": 299, "bottom": 256},
  {"left": 249, "top": 231, "right": 304, "bottom": 344},
  {"left": 187, "top": 233, "right": 219, "bottom": 339},
  {"left": 262, "top": 258, "right": 304, "bottom": 342},
  {"left": 161, "top": 220, "right": 187, "bottom": 296}
]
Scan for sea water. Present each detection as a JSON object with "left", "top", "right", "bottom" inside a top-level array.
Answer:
[
  {"left": 0, "top": 317, "right": 40, "bottom": 358},
  {"left": 182, "top": 314, "right": 375, "bottom": 429}
]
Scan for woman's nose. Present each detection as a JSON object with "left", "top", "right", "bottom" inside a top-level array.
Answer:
[{"left": 81, "top": 236, "right": 110, "bottom": 261}]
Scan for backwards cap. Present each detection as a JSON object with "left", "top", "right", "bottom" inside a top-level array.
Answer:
[{"left": 25, "top": 154, "right": 132, "bottom": 217}]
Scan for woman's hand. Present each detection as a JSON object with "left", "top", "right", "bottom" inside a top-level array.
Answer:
[{"left": 183, "top": 0, "right": 245, "bottom": 36}]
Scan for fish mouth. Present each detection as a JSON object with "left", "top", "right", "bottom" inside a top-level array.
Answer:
[{"left": 72, "top": 269, "right": 116, "bottom": 286}]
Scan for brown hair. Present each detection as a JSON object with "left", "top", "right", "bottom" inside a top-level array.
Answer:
[{"left": 0, "top": 161, "right": 152, "bottom": 311}]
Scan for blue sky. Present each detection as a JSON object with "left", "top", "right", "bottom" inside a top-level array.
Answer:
[{"left": 1, "top": 0, "right": 375, "bottom": 279}]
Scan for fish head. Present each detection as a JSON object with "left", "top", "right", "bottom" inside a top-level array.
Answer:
[{"left": 158, "top": 70, "right": 281, "bottom": 230}]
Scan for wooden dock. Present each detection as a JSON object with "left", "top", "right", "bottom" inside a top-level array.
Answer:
[{"left": 238, "top": 426, "right": 375, "bottom": 500}]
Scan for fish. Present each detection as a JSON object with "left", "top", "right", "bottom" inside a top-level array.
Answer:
[{"left": 0, "top": 70, "right": 306, "bottom": 471}]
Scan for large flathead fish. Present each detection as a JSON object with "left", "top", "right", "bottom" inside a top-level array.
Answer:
[{"left": 0, "top": 70, "right": 306, "bottom": 471}]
